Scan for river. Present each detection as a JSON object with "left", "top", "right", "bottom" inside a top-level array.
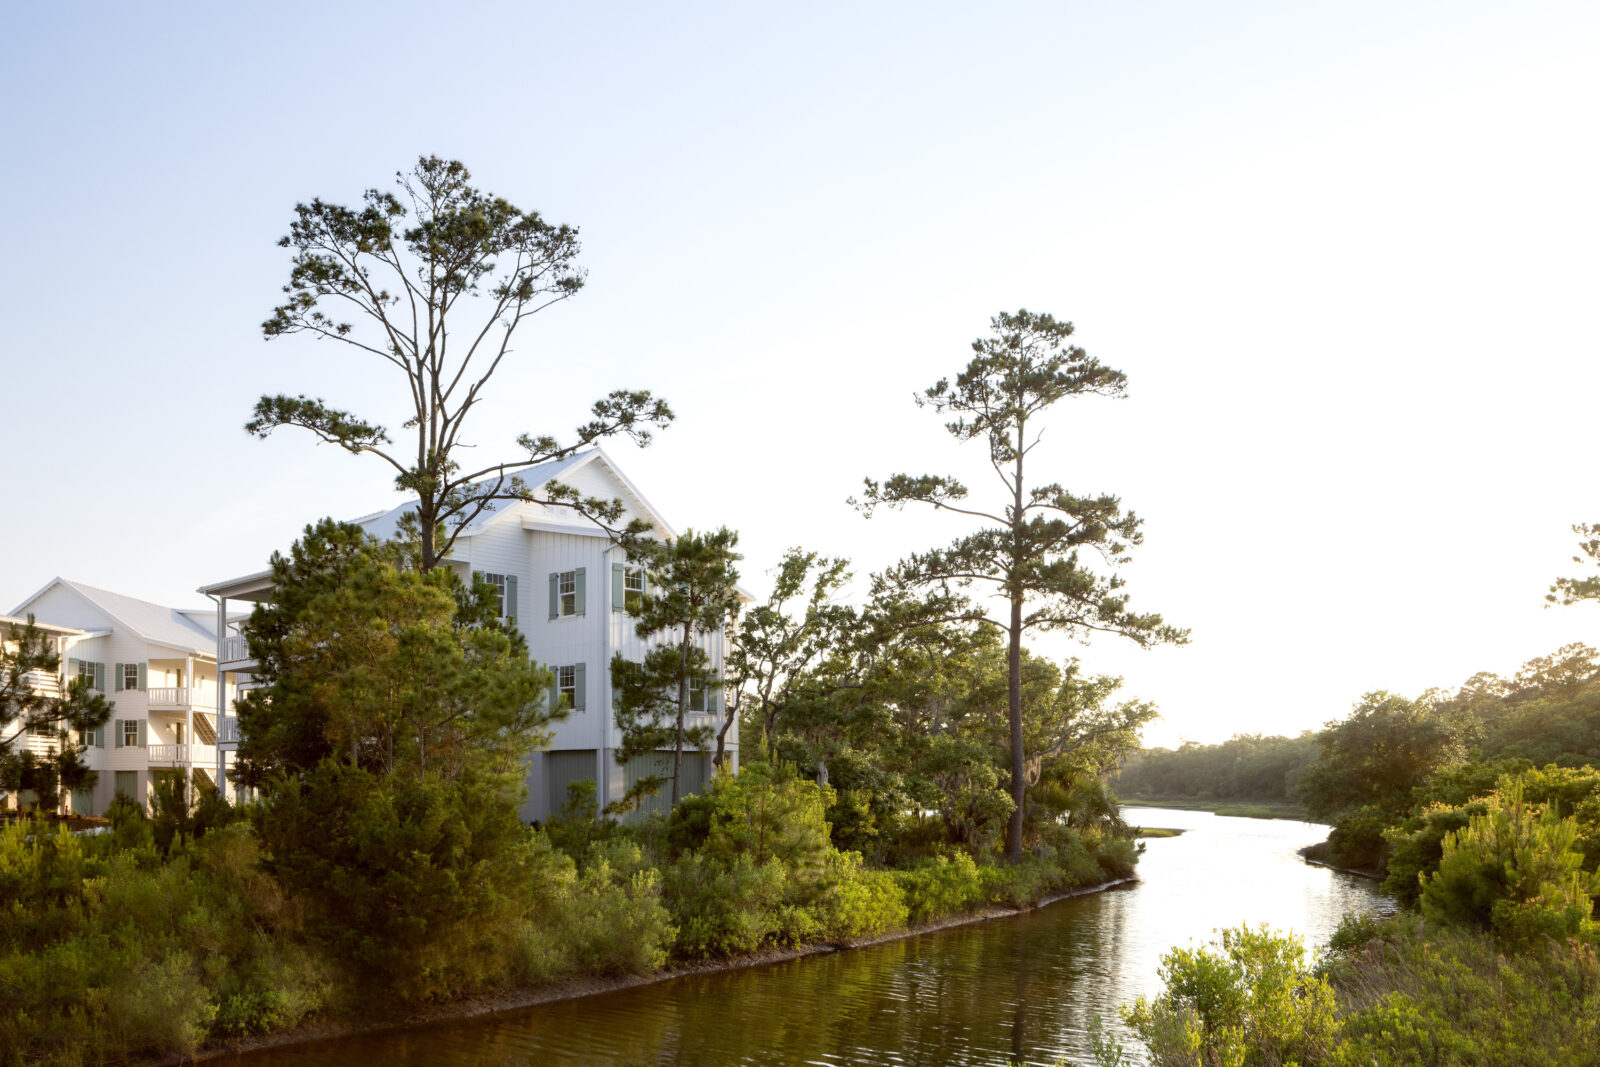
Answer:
[{"left": 223, "top": 807, "right": 1392, "bottom": 1066}]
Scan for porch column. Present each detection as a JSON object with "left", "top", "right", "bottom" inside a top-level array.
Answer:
[{"left": 184, "top": 653, "right": 195, "bottom": 784}]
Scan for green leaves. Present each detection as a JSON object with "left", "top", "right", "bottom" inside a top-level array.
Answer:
[
  {"left": 1548, "top": 522, "right": 1600, "bottom": 607},
  {"left": 234, "top": 519, "right": 557, "bottom": 788}
]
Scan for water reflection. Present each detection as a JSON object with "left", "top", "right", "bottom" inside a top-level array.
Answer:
[{"left": 224, "top": 808, "right": 1391, "bottom": 1066}]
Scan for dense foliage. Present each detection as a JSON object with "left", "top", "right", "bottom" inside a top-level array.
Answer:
[{"left": 1112, "top": 642, "right": 1600, "bottom": 1067}]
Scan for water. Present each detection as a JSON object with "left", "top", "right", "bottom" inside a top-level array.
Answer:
[{"left": 226, "top": 808, "right": 1391, "bottom": 1066}]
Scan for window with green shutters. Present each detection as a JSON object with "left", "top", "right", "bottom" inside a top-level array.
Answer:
[
  {"left": 549, "top": 568, "right": 586, "bottom": 618},
  {"left": 114, "top": 663, "right": 145, "bottom": 692},
  {"left": 473, "top": 571, "right": 518, "bottom": 622},
  {"left": 612, "top": 563, "right": 646, "bottom": 612},
  {"left": 69, "top": 658, "right": 105, "bottom": 692},
  {"left": 551, "top": 663, "right": 586, "bottom": 711}
]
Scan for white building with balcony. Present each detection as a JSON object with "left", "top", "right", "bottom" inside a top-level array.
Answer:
[
  {"left": 1, "top": 613, "right": 87, "bottom": 811},
  {"left": 7, "top": 579, "right": 231, "bottom": 814},
  {"left": 200, "top": 447, "right": 742, "bottom": 822}
]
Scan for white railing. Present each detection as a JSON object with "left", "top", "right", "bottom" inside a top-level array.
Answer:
[
  {"left": 220, "top": 635, "right": 252, "bottom": 663},
  {"left": 218, "top": 719, "right": 240, "bottom": 743},
  {"left": 146, "top": 687, "right": 192, "bottom": 707},
  {"left": 146, "top": 743, "right": 218, "bottom": 764},
  {"left": 19, "top": 671, "right": 61, "bottom": 697}
]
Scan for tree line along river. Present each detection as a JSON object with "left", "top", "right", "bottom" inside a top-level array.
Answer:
[{"left": 220, "top": 808, "right": 1392, "bottom": 1066}]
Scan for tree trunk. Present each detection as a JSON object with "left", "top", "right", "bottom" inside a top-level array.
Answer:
[
  {"left": 1006, "top": 422, "right": 1027, "bottom": 863},
  {"left": 671, "top": 622, "right": 691, "bottom": 806}
]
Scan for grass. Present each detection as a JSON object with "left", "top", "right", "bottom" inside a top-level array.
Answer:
[
  {"left": 1119, "top": 795, "right": 1313, "bottom": 821},
  {"left": 1130, "top": 827, "right": 1185, "bottom": 839}
]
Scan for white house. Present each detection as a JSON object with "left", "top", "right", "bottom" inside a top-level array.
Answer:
[
  {"left": 200, "top": 447, "right": 740, "bottom": 822},
  {"left": 6, "top": 580, "right": 232, "bottom": 814},
  {"left": 1, "top": 613, "right": 86, "bottom": 810}
]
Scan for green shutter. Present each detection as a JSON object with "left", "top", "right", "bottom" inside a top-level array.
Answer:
[
  {"left": 114, "top": 720, "right": 124, "bottom": 749},
  {"left": 68, "top": 657, "right": 80, "bottom": 678},
  {"left": 93, "top": 662, "right": 105, "bottom": 692},
  {"left": 94, "top": 725, "right": 105, "bottom": 748},
  {"left": 575, "top": 568, "right": 586, "bottom": 616},
  {"left": 549, "top": 674, "right": 560, "bottom": 714},
  {"left": 549, "top": 573, "right": 559, "bottom": 620},
  {"left": 612, "top": 562, "right": 626, "bottom": 611},
  {"left": 136, "top": 720, "right": 147, "bottom": 747},
  {"left": 574, "top": 663, "right": 586, "bottom": 710},
  {"left": 505, "top": 575, "right": 518, "bottom": 623},
  {"left": 137, "top": 663, "right": 146, "bottom": 691},
  {"left": 114, "top": 663, "right": 124, "bottom": 691}
]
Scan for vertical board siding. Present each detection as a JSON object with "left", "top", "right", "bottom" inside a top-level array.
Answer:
[
  {"left": 545, "top": 749, "right": 599, "bottom": 817},
  {"left": 621, "top": 750, "right": 709, "bottom": 819}
]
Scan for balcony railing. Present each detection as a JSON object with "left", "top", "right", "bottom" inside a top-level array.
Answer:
[
  {"left": 146, "top": 743, "right": 218, "bottom": 765},
  {"left": 146, "top": 687, "right": 201, "bottom": 709},
  {"left": 19, "top": 670, "right": 61, "bottom": 697},
  {"left": 220, "top": 635, "right": 252, "bottom": 664},
  {"left": 218, "top": 719, "right": 241, "bottom": 744}
]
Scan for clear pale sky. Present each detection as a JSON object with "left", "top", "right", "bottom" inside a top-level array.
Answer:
[{"left": 4, "top": 2, "right": 1597, "bottom": 748}]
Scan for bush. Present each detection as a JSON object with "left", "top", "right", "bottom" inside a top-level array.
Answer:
[
  {"left": 894, "top": 852, "right": 986, "bottom": 923},
  {"left": 1420, "top": 780, "right": 1600, "bottom": 945},
  {"left": 1122, "top": 925, "right": 1338, "bottom": 1067},
  {"left": 253, "top": 761, "right": 536, "bottom": 1001}
]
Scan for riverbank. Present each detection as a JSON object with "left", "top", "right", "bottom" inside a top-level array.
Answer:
[
  {"left": 1122, "top": 795, "right": 1312, "bottom": 821},
  {"left": 153, "top": 875, "right": 1139, "bottom": 1065},
  {"left": 1297, "top": 841, "right": 1383, "bottom": 880}
]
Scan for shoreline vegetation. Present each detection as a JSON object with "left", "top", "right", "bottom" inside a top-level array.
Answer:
[
  {"left": 0, "top": 768, "right": 1142, "bottom": 1067},
  {"left": 159, "top": 875, "right": 1138, "bottom": 1066},
  {"left": 1119, "top": 795, "right": 1312, "bottom": 821}
]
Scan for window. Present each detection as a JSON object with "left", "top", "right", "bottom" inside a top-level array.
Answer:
[
  {"left": 548, "top": 568, "right": 586, "bottom": 619},
  {"left": 484, "top": 572, "right": 507, "bottom": 616},
  {"left": 122, "top": 720, "right": 139, "bottom": 748},
  {"left": 553, "top": 663, "right": 586, "bottom": 711},
  {"left": 123, "top": 663, "right": 139, "bottom": 692},
  {"left": 77, "top": 660, "right": 94, "bottom": 687},
  {"left": 689, "top": 677, "right": 706, "bottom": 713},
  {"left": 624, "top": 567, "right": 645, "bottom": 612}
]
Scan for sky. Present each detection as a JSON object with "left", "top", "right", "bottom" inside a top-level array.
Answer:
[{"left": 3, "top": 1, "right": 1598, "bottom": 748}]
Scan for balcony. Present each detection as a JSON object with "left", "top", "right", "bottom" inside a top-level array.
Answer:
[
  {"left": 147, "top": 687, "right": 208, "bottom": 710},
  {"left": 146, "top": 743, "right": 218, "bottom": 765},
  {"left": 219, "top": 635, "right": 254, "bottom": 667},
  {"left": 218, "top": 718, "right": 241, "bottom": 744},
  {"left": 19, "top": 670, "right": 61, "bottom": 698}
]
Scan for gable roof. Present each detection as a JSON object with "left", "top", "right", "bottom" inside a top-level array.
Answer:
[
  {"left": 10, "top": 579, "right": 217, "bottom": 656},
  {"left": 356, "top": 448, "right": 676, "bottom": 545}
]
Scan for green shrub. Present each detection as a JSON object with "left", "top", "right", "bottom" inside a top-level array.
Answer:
[
  {"left": 1420, "top": 780, "right": 1600, "bottom": 945},
  {"left": 1123, "top": 925, "right": 1337, "bottom": 1067},
  {"left": 253, "top": 761, "right": 536, "bottom": 1001},
  {"left": 811, "top": 849, "right": 907, "bottom": 940},
  {"left": 893, "top": 852, "right": 986, "bottom": 923}
]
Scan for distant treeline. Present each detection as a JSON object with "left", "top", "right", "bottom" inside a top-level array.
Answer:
[
  {"left": 1113, "top": 733, "right": 1317, "bottom": 804},
  {"left": 1114, "top": 643, "right": 1600, "bottom": 807}
]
